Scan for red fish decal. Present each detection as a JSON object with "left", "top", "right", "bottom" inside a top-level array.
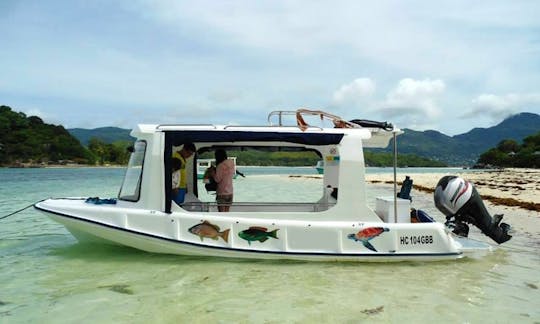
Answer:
[{"left": 347, "top": 227, "right": 390, "bottom": 252}]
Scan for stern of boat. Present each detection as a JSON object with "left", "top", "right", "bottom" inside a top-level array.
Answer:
[{"left": 451, "top": 235, "right": 493, "bottom": 259}]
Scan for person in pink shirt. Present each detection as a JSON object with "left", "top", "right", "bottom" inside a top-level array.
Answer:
[{"left": 209, "top": 149, "right": 235, "bottom": 212}]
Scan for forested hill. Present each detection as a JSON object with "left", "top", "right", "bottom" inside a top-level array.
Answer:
[
  {"left": 70, "top": 126, "right": 445, "bottom": 167},
  {"left": 0, "top": 105, "right": 91, "bottom": 166},
  {"left": 68, "top": 127, "right": 133, "bottom": 146},
  {"left": 4, "top": 104, "right": 537, "bottom": 167},
  {"left": 67, "top": 112, "right": 540, "bottom": 167},
  {"left": 372, "top": 112, "right": 540, "bottom": 166},
  {"left": 476, "top": 131, "right": 540, "bottom": 168},
  {"left": 1, "top": 105, "right": 443, "bottom": 167}
]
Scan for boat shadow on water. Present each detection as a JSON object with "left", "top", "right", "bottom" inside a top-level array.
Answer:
[
  {"left": 45, "top": 239, "right": 517, "bottom": 299},
  {"left": 50, "top": 242, "right": 161, "bottom": 261},
  {"left": 49, "top": 240, "right": 309, "bottom": 265}
]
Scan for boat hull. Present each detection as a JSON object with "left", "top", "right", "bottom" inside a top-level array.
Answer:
[{"left": 34, "top": 199, "right": 474, "bottom": 262}]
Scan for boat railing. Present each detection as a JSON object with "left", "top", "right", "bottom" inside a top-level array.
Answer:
[
  {"left": 267, "top": 110, "right": 298, "bottom": 126},
  {"left": 180, "top": 201, "right": 336, "bottom": 213},
  {"left": 268, "top": 108, "right": 362, "bottom": 130}
]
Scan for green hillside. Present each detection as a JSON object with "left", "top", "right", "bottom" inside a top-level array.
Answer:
[
  {"left": 5, "top": 104, "right": 537, "bottom": 168},
  {"left": 0, "top": 105, "right": 92, "bottom": 166},
  {"left": 372, "top": 112, "right": 540, "bottom": 166},
  {"left": 476, "top": 132, "right": 540, "bottom": 168},
  {"left": 0, "top": 106, "right": 133, "bottom": 166},
  {"left": 69, "top": 127, "right": 133, "bottom": 146}
]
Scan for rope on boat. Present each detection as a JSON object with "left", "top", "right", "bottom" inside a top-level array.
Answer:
[
  {"left": 0, "top": 200, "right": 44, "bottom": 220},
  {"left": 0, "top": 197, "right": 85, "bottom": 221}
]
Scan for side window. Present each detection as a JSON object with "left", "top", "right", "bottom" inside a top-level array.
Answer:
[{"left": 118, "top": 140, "right": 146, "bottom": 201}]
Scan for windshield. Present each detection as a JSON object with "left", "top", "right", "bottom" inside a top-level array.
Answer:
[{"left": 118, "top": 140, "right": 146, "bottom": 201}]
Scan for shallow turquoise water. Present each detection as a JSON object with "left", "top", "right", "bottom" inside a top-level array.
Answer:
[{"left": 0, "top": 167, "right": 539, "bottom": 323}]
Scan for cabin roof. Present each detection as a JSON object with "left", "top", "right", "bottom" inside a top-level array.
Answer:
[
  {"left": 131, "top": 124, "right": 399, "bottom": 148},
  {"left": 165, "top": 130, "right": 345, "bottom": 146}
]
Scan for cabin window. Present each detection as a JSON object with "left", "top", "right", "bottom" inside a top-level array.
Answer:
[
  {"left": 118, "top": 140, "right": 146, "bottom": 202},
  {"left": 190, "top": 146, "right": 333, "bottom": 212}
]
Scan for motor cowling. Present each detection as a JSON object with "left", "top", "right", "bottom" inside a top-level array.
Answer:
[{"left": 434, "top": 176, "right": 512, "bottom": 244}]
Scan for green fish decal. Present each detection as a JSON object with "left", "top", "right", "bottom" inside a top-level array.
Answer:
[{"left": 238, "top": 226, "right": 279, "bottom": 245}]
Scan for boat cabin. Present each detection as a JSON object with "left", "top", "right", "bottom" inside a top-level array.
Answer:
[{"left": 117, "top": 110, "right": 400, "bottom": 222}]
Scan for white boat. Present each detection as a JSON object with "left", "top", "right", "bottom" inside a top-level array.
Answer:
[
  {"left": 196, "top": 158, "right": 214, "bottom": 179},
  {"left": 34, "top": 109, "right": 512, "bottom": 261},
  {"left": 197, "top": 157, "right": 237, "bottom": 179}
]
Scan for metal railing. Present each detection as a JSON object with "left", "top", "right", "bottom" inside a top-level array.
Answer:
[
  {"left": 180, "top": 201, "right": 337, "bottom": 213},
  {"left": 267, "top": 110, "right": 298, "bottom": 126}
]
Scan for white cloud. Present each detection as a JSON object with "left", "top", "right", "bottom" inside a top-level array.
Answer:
[
  {"left": 24, "top": 108, "right": 46, "bottom": 119},
  {"left": 131, "top": 0, "right": 540, "bottom": 79},
  {"left": 332, "top": 78, "right": 376, "bottom": 105},
  {"left": 378, "top": 78, "right": 445, "bottom": 119},
  {"left": 22, "top": 107, "right": 64, "bottom": 127},
  {"left": 464, "top": 93, "right": 540, "bottom": 119}
]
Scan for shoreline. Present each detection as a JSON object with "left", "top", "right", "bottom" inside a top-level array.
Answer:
[
  {"left": 365, "top": 168, "right": 540, "bottom": 212},
  {"left": 1, "top": 164, "right": 125, "bottom": 169}
]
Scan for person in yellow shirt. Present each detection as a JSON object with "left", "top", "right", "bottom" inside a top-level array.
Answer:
[{"left": 172, "top": 143, "right": 196, "bottom": 204}]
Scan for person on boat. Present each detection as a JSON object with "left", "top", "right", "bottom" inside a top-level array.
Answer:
[
  {"left": 209, "top": 148, "right": 235, "bottom": 212},
  {"left": 172, "top": 143, "right": 196, "bottom": 204},
  {"left": 171, "top": 158, "right": 183, "bottom": 204}
]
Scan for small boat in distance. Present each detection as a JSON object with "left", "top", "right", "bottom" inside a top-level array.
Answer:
[
  {"left": 34, "top": 108, "right": 512, "bottom": 262},
  {"left": 196, "top": 158, "right": 214, "bottom": 179},
  {"left": 196, "top": 157, "right": 237, "bottom": 179},
  {"left": 315, "top": 160, "right": 324, "bottom": 174}
]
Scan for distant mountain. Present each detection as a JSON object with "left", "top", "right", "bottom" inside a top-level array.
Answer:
[
  {"left": 373, "top": 112, "right": 540, "bottom": 166},
  {"left": 68, "top": 127, "right": 133, "bottom": 146},
  {"left": 68, "top": 112, "right": 539, "bottom": 166},
  {"left": 453, "top": 112, "right": 540, "bottom": 152}
]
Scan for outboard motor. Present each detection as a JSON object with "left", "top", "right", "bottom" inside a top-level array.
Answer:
[{"left": 434, "top": 176, "right": 512, "bottom": 244}]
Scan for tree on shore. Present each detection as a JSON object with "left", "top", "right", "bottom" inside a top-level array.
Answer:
[
  {"left": 87, "top": 138, "right": 131, "bottom": 165},
  {"left": 476, "top": 132, "right": 540, "bottom": 168}
]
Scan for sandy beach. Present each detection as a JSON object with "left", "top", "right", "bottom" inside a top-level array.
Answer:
[{"left": 366, "top": 168, "right": 540, "bottom": 238}]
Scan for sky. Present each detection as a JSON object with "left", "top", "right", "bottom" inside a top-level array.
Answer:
[{"left": 1, "top": 0, "right": 539, "bottom": 135}]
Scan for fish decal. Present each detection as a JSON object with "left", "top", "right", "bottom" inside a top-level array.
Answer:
[
  {"left": 189, "top": 221, "right": 230, "bottom": 243},
  {"left": 238, "top": 226, "right": 279, "bottom": 245},
  {"left": 347, "top": 227, "right": 389, "bottom": 252}
]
